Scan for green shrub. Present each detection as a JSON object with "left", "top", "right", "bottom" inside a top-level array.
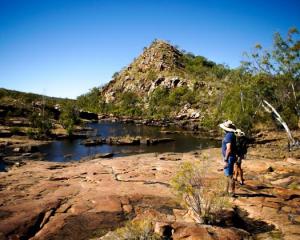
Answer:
[
  {"left": 26, "top": 128, "right": 35, "bottom": 139},
  {"left": 60, "top": 103, "right": 80, "bottom": 136},
  {"left": 10, "top": 127, "right": 20, "bottom": 135},
  {"left": 170, "top": 160, "right": 231, "bottom": 224},
  {"left": 102, "top": 219, "right": 160, "bottom": 240},
  {"left": 29, "top": 111, "right": 53, "bottom": 139},
  {"left": 77, "top": 87, "right": 102, "bottom": 113},
  {"left": 148, "top": 86, "right": 197, "bottom": 119},
  {"left": 108, "top": 91, "right": 143, "bottom": 117}
]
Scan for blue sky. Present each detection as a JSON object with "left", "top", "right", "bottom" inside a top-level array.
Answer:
[{"left": 0, "top": 0, "right": 299, "bottom": 99}]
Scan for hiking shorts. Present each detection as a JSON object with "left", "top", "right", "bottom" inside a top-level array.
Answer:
[{"left": 224, "top": 156, "right": 236, "bottom": 176}]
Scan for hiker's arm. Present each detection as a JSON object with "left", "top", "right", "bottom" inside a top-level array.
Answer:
[{"left": 224, "top": 143, "right": 232, "bottom": 162}]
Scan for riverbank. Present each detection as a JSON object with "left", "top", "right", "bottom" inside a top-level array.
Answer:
[
  {"left": 0, "top": 130, "right": 299, "bottom": 239},
  {"left": 1, "top": 119, "right": 220, "bottom": 165}
]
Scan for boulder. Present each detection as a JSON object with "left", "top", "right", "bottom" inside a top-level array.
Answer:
[
  {"left": 148, "top": 138, "right": 175, "bottom": 145},
  {"left": 95, "top": 153, "right": 114, "bottom": 158},
  {"left": 80, "top": 138, "right": 105, "bottom": 146},
  {"left": 106, "top": 137, "right": 140, "bottom": 145}
]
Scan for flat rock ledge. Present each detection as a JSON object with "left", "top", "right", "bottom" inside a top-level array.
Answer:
[{"left": 0, "top": 131, "right": 300, "bottom": 239}]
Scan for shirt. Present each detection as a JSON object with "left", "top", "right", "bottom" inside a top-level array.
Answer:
[{"left": 222, "top": 132, "right": 237, "bottom": 159}]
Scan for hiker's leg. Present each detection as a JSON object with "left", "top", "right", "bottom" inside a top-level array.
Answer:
[
  {"left": 233, "top": 164, "right": 238, "bottom": 181},
  {"left": 236, "top": 164, "right": 241, "bottom": 181},
  {"left": 240, "top": 162, "right": 244, "bottom": 184},
  {"left": 230, "top": 175, "right": 235, "bottom": 193},
  {"left": 224, "top": 157, "right": 235, "bottom": 194},
  {"left": 225, "top": 176, "right": 230, "bottom": 193}
]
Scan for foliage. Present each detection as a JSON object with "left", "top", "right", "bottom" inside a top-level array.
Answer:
[
  {"left": 102, "top": 219, "right": 160, "bottom": 240},
  {"left": 59, "top": 102, "right": 80, "bottom": 136},
  {"left": 28, "top": 110, "right": 53, "bottom": 139},
  {"left": 77, "top": 87, "right": 102, "bottom": 113},
  {"left": 182, "top": 54, "right": 216, "bottom": 80},
  {"left": 104, "top": 91, "right": 143, "bottom": 117},
  {"left": 10, "top": 127, "right": 21, "bottom": 135},
  {"left": 170, "top": 160, "right": 231, "bottom": 224},
  {"left": 215, "top": 70, "right": 258, "bottom": 132},
  {"left": 242, "top": 27, "right": 300, "bottom": 78},
  {"left": 213, "top": 28, "right": 300, "bottom": 133},
  {"left": 148, "top": 86, "right": 197, "bottom": 119},
  {"left": 146, "top": 70, "right": 158, "bottom": 82},
  {"left": 0, "top": 88, "right": 74, "bottom": 108}
]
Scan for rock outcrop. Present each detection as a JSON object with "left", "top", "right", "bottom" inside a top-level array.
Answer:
[
  {"left": 100, "top": 40, "right": 190, "bottom": 103},
  {"left": 0, "top": 130, "right": 299, "bottom": 239}
]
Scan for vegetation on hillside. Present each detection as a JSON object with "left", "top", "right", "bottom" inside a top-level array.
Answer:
[
  {"left": 0, "top": 88, "right": 82, "bottom": 139},
  {"left": 77, "top": 87, "right": 102, "bottom": 113},
  {"left": 28, "top": 28, "right": 298, "bottom": 133},
  {"left": 148, "top": 86, "right": 197, "bottom": 119},
  {"left": 216, "top": 28, "right": 300, "bottom": 132},
  {"left": 0, "top": 88, "right": 74, "bottom": 107}
]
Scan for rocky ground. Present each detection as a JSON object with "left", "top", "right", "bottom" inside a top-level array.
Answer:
[{"left": 0, "top": 130, "right": 299, "bottom": 239}]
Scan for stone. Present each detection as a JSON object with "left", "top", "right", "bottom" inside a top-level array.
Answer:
[
  {"left": 171, "top": 222, "right": 250, "bottom": 240},
  {"left": 271, "top": 176, "right": 294, "bottom": 186},
  {"left": 122, "top": 204, "right": 133, "bottom": 213},
  {"left": 149, "top": 138, "right": 175, "bottom": 145},
  {"left": 1, "top": 130, "right": 300, "bottom": 239},
  {"left": 12, "top": 147, "right": 21, "bottom": 153},
  {"left": 286, "top": 158, "right": 300, "bottom": 165},
  {"left": 94, "top": 153, "right": 114, "bottom": 158},
  {"left": 80, "top": 137, "right": 105, "bottom": 146}
]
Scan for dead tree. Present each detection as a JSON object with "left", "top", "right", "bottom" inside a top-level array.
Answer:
[{"left": 262, "top": 100, "right": 299, "bottom": 149}]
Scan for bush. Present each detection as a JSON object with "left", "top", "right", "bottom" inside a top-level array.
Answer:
[
  {"left": 148, "top": 86, "right": 197, "bottom": 119},
  {"left": 108, "top": 91, "right": 143, "bottom": 117},
  {"left": 77, "top": 87, "right": 102, "bottom": 113},
  {"left": 170, "top": 161, "right": 231, "bottom": 224},
  {"left": 10, "top": 127, "right": 20, "bottom": 135},
  {"left": 29, "top": 111, "right": 53, "bottom": 139},
  {"left": 102, "top": 219, "right": 160, "bottom": 240},
  {"left": 59, "top": 103, "right": 80, "bottom": 136}
]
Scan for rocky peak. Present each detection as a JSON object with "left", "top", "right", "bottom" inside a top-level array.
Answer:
[
  {"left": 134, "top": 40, "right": 184, "bottom": 72},
  {"left": 101, "top": 39, "right": 187, "bottom": 102}
]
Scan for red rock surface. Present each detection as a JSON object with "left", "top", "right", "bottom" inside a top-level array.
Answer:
[{"left": 0, "top": 130, "right": 299, "bottom": 239}]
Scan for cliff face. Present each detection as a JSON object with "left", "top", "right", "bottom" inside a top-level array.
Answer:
[{"left": 101, "top": 40, "right": 192, "bottom": 103}]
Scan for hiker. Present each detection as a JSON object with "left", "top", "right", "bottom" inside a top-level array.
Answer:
[
  {"left": 234, "top": 129, "right": 247, "bottom": 185},
  {"left": 219, "top": 120, "right": 237, "bottom": 196}
]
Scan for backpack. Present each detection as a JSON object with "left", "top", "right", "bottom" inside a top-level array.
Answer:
[{"left": 236, "top": 136, "right": 248, "bottom": 158}]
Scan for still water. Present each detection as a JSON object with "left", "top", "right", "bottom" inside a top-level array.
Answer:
[{"left": 39, "top": 121, "right": 219, "bottom": 162}]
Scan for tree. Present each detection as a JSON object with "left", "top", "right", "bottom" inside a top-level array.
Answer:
[
  {"left": 77, "top": 87, "right": 102, "bottom": 113},
  {"left": 59, "top": 103, "right": 80, "bottom": 136},
  {"left": 28, "top": 111, "right": 53, "bottom": 139},
  {"left": 242, "top": 27, "right": 300, "bottom": 78},
  {"left": 236, "top": 28, "right": 300, "bottom": 133}
]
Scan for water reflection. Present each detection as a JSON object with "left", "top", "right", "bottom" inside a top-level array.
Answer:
[{"left": 39, "top": 121, "right": 219, "bottom": 162}]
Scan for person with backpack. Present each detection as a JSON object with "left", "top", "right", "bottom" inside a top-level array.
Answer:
[
  {"left": 219, "top": 120, "right": 237, "bottom": 197},
  {"left": 234, "top": 129, "right": 247, "bottom": 185}
]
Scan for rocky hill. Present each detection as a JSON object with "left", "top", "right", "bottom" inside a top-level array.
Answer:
[
  {"left": 99, "top": 40, "right": 230, "bottom": 121},
  {"left": 101, "top": 40, "right": 186, "bottom": 102},
  {"left": 101, "top": 40, "right": 227, "bottom": 100}
]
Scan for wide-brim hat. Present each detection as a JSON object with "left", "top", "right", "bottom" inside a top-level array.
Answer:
[
  {"left": 235, "top": 129, "right": 245, "bottom": 136},
  {"left": 219, "top": 120, "right": 236, "bottom": 132}
]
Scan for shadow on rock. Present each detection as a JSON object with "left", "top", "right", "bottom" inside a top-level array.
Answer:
[{"left": 233, "top": 207, "right": 275, "bottom": 234}]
